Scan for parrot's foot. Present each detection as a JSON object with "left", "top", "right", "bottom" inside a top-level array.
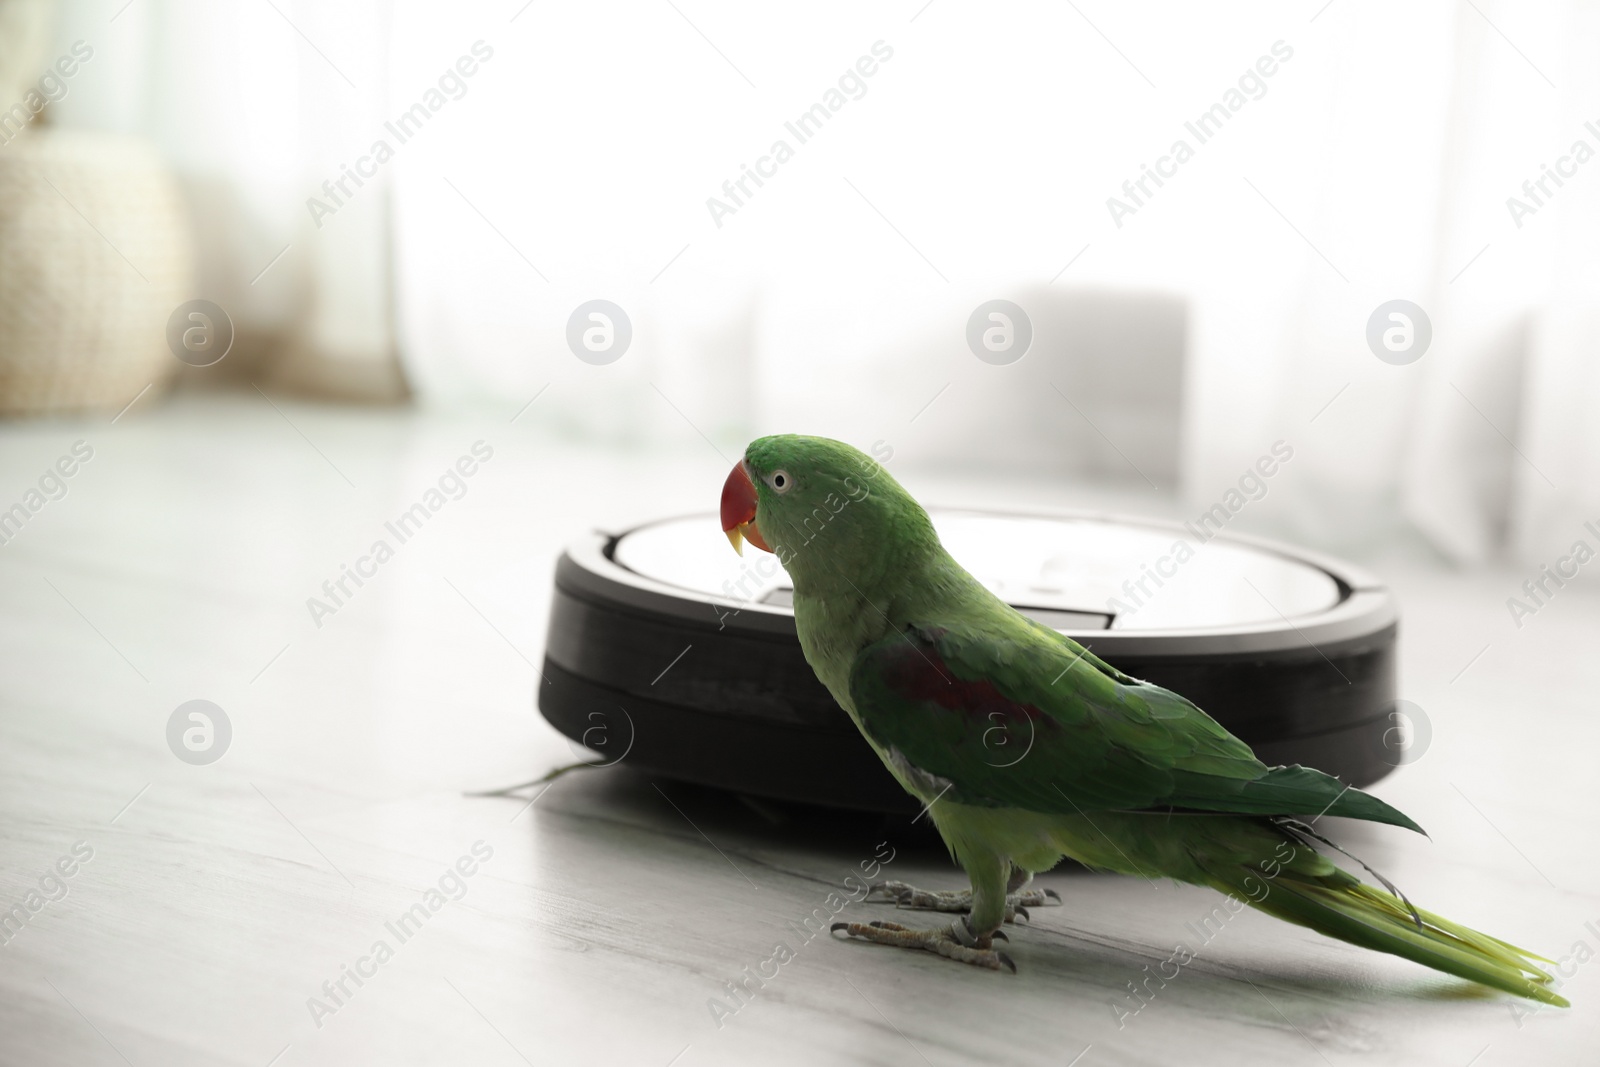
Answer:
[
  {"left": 865, "top": 880, "right": 1061, "bottom": 924},
  {"left": 830, "top": 916, "right": 1016, "bottom": 972}
]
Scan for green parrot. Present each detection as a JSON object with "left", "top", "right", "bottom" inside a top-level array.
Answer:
[{"left": 717, "top": 434, "right": 1566, "bottom": 1007}]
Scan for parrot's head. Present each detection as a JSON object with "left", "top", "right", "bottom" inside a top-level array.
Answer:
[{"left": 719, "top": 434, "right": 936, "bottom": 592}]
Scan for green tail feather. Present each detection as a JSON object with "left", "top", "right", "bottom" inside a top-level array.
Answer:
[
  {"left": 1215, "top": 865, "right": 1568, "bottom": 1007},
  {"left": 1243, "top": 766, "right": 1428, "bottom": 835}
]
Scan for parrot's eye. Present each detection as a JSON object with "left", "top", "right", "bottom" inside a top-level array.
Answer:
[{"left": 769, "top": 470, "right": 793, "bottom": 493}]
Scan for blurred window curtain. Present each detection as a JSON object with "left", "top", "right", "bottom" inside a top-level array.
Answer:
[
  {"left": 1425, "top": 0, "right": 1600, "bottom": 569},
  {"left": 382, "top": 1, "right": 1600, "bottom": 566},
  {"left": 48, "top": 0, "right": 404, "bottom": 401},
  {"left": 45, "top": 0, "right": 1600, "bottom": 565}
]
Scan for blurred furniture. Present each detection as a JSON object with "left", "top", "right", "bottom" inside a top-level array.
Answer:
[
  {"left": 1023, "top": 286, "right": 1187, "bottom": 488},
  {"left": 898, "top": 287, "right": 1188, "bottom": 488},
  {"left": 0, "top": 129, "right": 192, "bottom": 415},
  {"left": 0, "top": 0, "right": 54, "bottom": 109}
]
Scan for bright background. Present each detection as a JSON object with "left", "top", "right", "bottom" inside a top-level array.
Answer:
[
  {"left": 6, "top": 6, "right": 1600, "bottom": 1064},
  {"left": 28, "top": 0, "right": 1600, "bottom": 565}
]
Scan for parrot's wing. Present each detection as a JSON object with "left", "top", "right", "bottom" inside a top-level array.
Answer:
[{"left": 847, "top": 622, "right": 1424, "bottom": 833}]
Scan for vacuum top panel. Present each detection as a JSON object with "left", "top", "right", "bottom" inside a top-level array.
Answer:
[
  {"left": 545, "top": 507, "right": 1403, "bottom": 809},
  {"left": 612, "top": 510, "right": 1354, "bottom": 633}
]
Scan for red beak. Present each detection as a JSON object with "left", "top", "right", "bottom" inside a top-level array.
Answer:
[{"left": 720, "top": 461, "right": 771, "bottom": 555}]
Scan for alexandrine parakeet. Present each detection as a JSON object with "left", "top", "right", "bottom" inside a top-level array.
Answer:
[{"left": 718, "top": 434, "right": 1565, "bottom": 1007}]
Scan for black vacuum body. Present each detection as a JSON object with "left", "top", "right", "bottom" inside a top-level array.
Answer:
[{"left": 538, "top": 510, "right": 1402, "bottom": 814}]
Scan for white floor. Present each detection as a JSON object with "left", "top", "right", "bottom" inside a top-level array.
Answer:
[{"left": 1, "top": 394, "right": 1596, "bottom": 1066}]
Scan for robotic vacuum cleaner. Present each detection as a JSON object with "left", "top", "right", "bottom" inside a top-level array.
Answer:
[{"left": 539, "top": 509, "right": 1403, "bottom": 814}]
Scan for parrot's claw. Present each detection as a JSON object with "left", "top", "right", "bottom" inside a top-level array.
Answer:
[
  {"left": 865, "top": 880, "right": 1061, "bottom": 924},
  {"left": 831, "top": 916, "right": 1016, "bottom": 972}
]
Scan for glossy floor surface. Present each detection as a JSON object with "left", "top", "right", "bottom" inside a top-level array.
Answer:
[{"left": 1, "top": 395, "right": 1596, "bottom": 1065}]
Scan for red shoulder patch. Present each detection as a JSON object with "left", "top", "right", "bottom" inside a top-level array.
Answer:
[{"left": 876, "top": 632, "right": 1045, "bottom": 723}]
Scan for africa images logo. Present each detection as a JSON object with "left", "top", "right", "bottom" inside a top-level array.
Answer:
[
  {"left": 305, "top": 442, "right": 494, "bottom": 628},
  {"left": 705, "top": 41, "right": 894, "bottom": 229},
  {"left": 1105, "top": 40, "right": 1294, "bottom": 228}
]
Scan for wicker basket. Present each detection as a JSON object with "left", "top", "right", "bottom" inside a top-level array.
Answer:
[
  {"left": 0, "top": 129, "right": 194, "bottom": 415},
  {"left": 0, "top": 0, "right": 55, "bottom": 110}
]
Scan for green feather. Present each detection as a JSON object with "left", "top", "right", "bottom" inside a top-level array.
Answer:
[
  {"left": 737, "top": 434, "right": 1566, "bottom": 1006},
  {"left": 1210, "top": 864, "right": 1568, "bottom": 1007}
]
